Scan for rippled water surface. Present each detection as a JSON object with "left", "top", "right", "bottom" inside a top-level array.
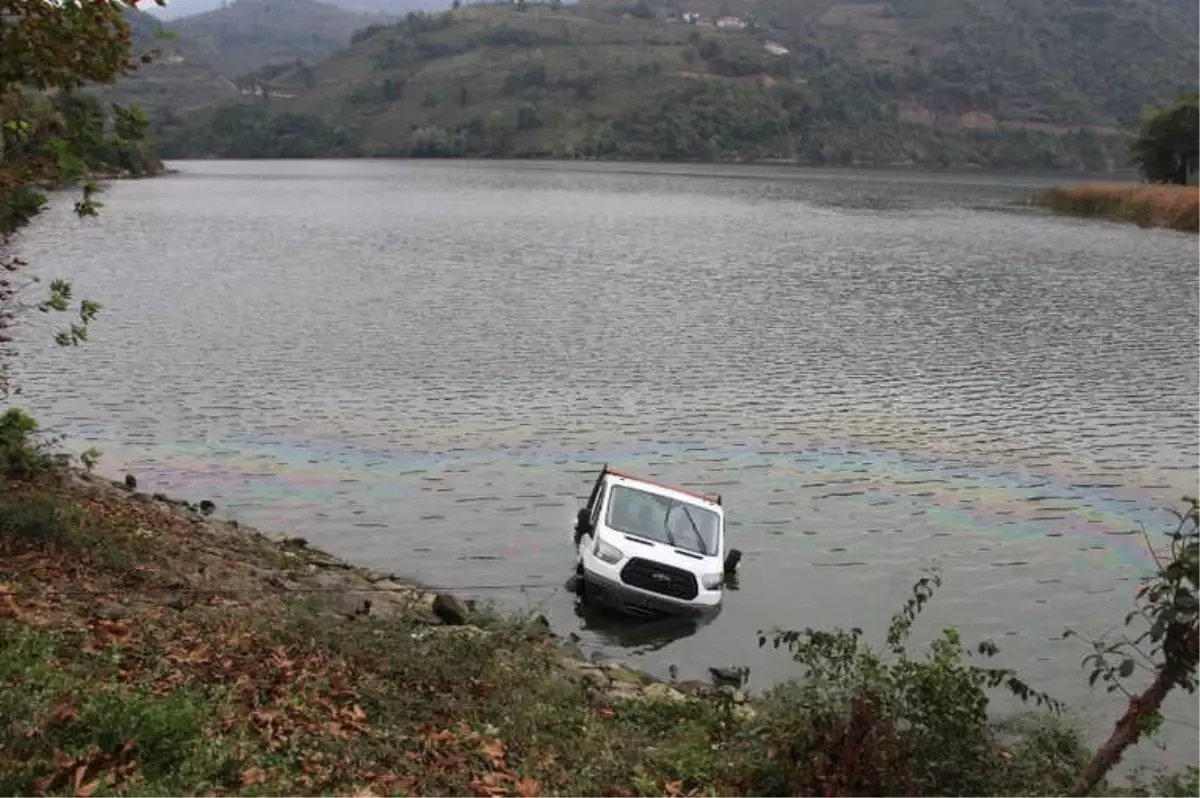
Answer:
[{"left": 11, "top": 160, "right": 1199, "bottom": 767}]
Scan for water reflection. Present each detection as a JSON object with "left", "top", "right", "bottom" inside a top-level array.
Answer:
[{"left": 571, "top": 591, "right": 723, "bottom": 654}]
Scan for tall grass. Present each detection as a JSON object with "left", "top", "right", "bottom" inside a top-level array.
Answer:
[{"left": 1032, "top": 183, "right": 1199, "bottom": 233}]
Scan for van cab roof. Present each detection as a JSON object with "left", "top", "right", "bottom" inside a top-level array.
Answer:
[{"left": 602, "top": 467, "right": 724, "bottom": 511}]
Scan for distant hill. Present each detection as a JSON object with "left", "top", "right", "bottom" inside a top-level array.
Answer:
[
  {"left": 86, "top": 8, "right": 241, "bottom": 118},
  {"left": 144, "top": 0, "right": 451, "bottom": 22},
  {"left": 139, "top": 0, "right": 1198, "bottom": 171},
  {"left": 165, "top": 0, "right": 389, "bottom": 75}
]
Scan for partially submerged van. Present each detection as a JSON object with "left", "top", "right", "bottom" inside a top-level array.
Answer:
[{"left": 572, "top": 465, "right": 734, "bottom": 618}]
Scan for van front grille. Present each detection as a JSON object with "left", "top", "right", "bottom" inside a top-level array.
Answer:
[{"left": 619, "top": 558, "right": 698, "bottom": 601}]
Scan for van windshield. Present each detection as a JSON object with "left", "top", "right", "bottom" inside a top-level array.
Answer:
[{"left": 605, "top": 484, "right": 720, "bottom": 556}]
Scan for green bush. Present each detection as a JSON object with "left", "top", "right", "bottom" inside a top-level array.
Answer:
[
  {"left": 0, "top": 408, "right": 50, "bottom": 477},
  {"left": 754, "top": 571, "right": 1085, "bottom": 796}
]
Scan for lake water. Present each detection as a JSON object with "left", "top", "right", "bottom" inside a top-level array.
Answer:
[{"left": 9, "top": 160, "right": 1199, "bottom": 770}]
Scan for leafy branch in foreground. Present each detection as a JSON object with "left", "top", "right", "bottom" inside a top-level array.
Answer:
[
  {"left": 1, "top": 0, "right": 163, "bottom": 403},
  {"left": 1064, "top": 497, "right": 1199, "bottom": 796}
]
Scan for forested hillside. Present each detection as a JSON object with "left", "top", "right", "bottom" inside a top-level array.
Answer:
[{"left": 112, "top": 0, "right": 1200, "bottom": 170}]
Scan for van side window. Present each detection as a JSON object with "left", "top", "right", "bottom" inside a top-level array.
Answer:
[{"left": 590, "top": 484, "right": 606, "bottom": 528}]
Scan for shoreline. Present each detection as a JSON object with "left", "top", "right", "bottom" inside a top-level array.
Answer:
[
  {"left": 24, "top": 465, "right": 743, "bottom": 705},
  {"left": 162, "top": 152, "right": 1138, "bottom": 181},
  {"left": 1028, "top": 182, "right": 1199, "bottom": 232},
  {"left": 2, "top": 464, "right": 1196, "bottom": 794}
]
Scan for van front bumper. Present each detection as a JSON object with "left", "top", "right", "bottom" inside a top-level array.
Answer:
[{"left": 582, "top": 570, "right": 720, "bottom": 619}]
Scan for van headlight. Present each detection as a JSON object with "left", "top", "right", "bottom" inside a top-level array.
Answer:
[
  {"left": 701, "top": 573, "right": 723, "bottom": 590},
  {"left": 593, "top": 538, "right": 625, "bottom": 565}
]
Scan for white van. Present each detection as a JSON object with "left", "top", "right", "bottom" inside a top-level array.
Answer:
[{"left": 572, "top": 465, "right": 731, "bottom": 618}]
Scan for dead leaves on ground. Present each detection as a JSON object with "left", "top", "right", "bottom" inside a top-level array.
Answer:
[
  {"left": 28, "top": 741, "right": 138, "bottom": 798},
  {"left": 3, "top": 483, "right": 601, "bottom": 798},
  {"left": 406, "top": 723, "right": 551, "bottom": 797}
]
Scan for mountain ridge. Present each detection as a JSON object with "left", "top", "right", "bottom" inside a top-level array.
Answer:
[
  {"left": 105, "top": 0, "right": 1200, "bottom": 170},
  {"left": 141, "top": 0, "right": 449, "bottom": 22}
]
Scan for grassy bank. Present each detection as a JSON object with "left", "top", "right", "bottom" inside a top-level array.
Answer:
[
  {"left": 1, "top": 463, "right": 1197, "bottom": 796},
  {"left": 1031, "top": 183, "right": 1200, "bottom": 232}
]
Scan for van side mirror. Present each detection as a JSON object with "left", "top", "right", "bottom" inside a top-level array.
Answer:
[
  {"left": 723, "top": 548, "right": 742, "bottom": 575},
  {"left": 576, "top": 507, "right": 592, "bottom": 533}
]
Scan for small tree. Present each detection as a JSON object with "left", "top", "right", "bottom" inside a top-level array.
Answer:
[
  {"left": 0, "top": 0, "right": 162, "bottom": 465},
  {"left": 1066, "top": 498, "right": 1199, "bottom": 795},
  {"left": 1130, "top": 93, "right": 1199, "bottom": 185}
]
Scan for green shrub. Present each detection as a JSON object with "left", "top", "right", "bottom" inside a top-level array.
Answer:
[
  {"left": 0, "top": 408, "right": 50, "bottom": 477},
  {"left": 754, "top": 571, "right": 1085, "bottom": 796}
]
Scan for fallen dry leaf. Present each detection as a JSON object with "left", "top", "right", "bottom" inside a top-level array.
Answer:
[
  {"left": 515, "top": 778, "right": 541, "bottom": 797},
  {"left": 663, "top": 779, "right": 683, "bottom": 797},
  {"left": 75, "top": 779, "right": 100, "bottom": 798},
  {"left": 479, "top": 738, "right": 506, "bottom": 769},
  {"left": 469, "top": 783, "right": 507, "bottom": 797},
  {"left": 0, "top": 586, "right": 22, "bottom": 619},
  {"left": 47, "top": 698, "right": 80, "bottom": 727},
  {"left": 241, "top": 767, "right": 267, "bottom": 786}
]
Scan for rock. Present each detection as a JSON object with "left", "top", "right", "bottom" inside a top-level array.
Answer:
[
  {"left": 198, "top": 500, "right": 216, "bottom": 516},
  {"left": 152, "top": 492, "right": 171, "bottom": 503},
  {"left": 603, "top": 665, "right": 649, "bottom": 686},
  {"left": 268, "top": 533, "right": 289, "bottom": 544},
  {"left": 124, "top": 473, "right": 137, "bottom": 490},
  {"left": 164, "top": 592, "right": 195, "bottom": 612},
  {"left": 94, "top": 600, "right": 128, "bottom": 620},
  {"left": 132, "top": 492, "right": 152, "bottom": 504},
  {"left": 523, "top": 613, "right": 554, "bottom": 640},
  {"left": 329, "top": 592, "right": 372, "bottom": 619},
  {"left": 559, "top": 641, "right": 585, "bottom": 661},
  {"left": 605, "top": 684, "right": 642, "bottom": 702},
  {"left": 709, "top": 666, "right": 749, "bottom": 688},
  {"left": 267, "top": 574, "right": 303, "bottom": 592},
  {"left": 432, "top": 593, "right": 470, "bottom": 626},
  {"left": 642, "top": 682, "right": 686, "bottom": 703},
  {"left": 560, "top": 659, "right": 607, "bottom": 687}
]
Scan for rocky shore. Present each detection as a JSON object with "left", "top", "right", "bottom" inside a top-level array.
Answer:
[
  {"left": 69, "top": 468, "right": 756, "bottom": 714},
  {"left": 3, "top": 461, "right": 784, "bottom": 794}
]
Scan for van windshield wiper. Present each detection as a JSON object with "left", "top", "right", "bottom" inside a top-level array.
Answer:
[{"left": 678, "top": 504, "right": 708, "bottom": 555}]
